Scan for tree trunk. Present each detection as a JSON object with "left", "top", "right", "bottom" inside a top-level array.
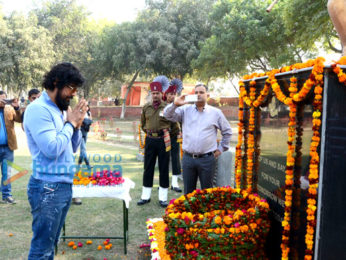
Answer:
[
  {"left": 120, "top": 70, "right": 140, "bottom": 119},
  {"left": 328, "top": 0, "right": 346, "bottom": 56}
]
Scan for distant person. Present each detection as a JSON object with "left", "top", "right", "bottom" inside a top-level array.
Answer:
[
  {"left": 21, "top": 89, "right": 41, "bottom": 128},
  {"left": 164, "top": 83, "right": 232, "bottom": 194},
  {"left": 20, "top": 96, "right": 25, "bottom": 105},
  {"left": 78, "top": 105, "right": 93, "bottom": 169},
  {"left": 28, "top": 89, "right": 41, "bottom": 103},
  {"left": 24, "top": 62, "right": 86, "bottom": 259},
  {"left": 72, "top": 105, "right": 92, "bottom": 206},
  {"left": 114, "top": 96, "right": 119, "bottom": 106},
  {"left": 0, "top": 91, "right": 23, "bottom": 204}
]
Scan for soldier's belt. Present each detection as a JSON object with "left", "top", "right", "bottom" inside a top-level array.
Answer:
[
  {"left": 147, "top": 130, "right": 165, "bottom": 137},
  {"left": 147, "top": 132, "right": 164, "bottom": 138}
]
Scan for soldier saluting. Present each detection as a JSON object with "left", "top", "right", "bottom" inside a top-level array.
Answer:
[{"left": 137, "top": 76, "right": 174, "bottom": 208}]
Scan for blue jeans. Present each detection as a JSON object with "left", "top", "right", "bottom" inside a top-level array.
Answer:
[
  {"left": 0, "top": 145, "right": 14, "bottom": 199},
  {"left": 27, "top": 176, "right": 72, "bottom": 260}
]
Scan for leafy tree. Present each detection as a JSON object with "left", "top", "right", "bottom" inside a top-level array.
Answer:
[
  {"left": 2, "top": 12, "right": 54, "bottom": 95},
  {"left": 138, "top": 0, "right": 216, "bottom": 79},
  {"left": 33, "top": 0, "right": 110, "bottom": 99},
  {"left": 0, "top": 7, "right": 12, "bottom": 89},
  {"left": 99, "top": 21, "right": 154, "bottom": 118},
  {"left": 193, "top": 0, "right": 315, "bottom": 80},
  {"left": 280, "top": 0, "right": 341, "bottom": 54},
  {"left": 33, "top": 0, "right": 90, "bottom": 63},
  {"left": 75, "top": 20, "right": 110, "bottom": 98}
]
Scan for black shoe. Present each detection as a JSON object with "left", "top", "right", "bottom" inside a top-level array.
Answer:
[
  {"left": 171, "top": 186, "right": 182, "bottom": 193},
  {"left": 137, "top": 199, "right": 151, "bottom": 205},
  {"left": 72, "top": 198, "right": 82, "bottom": 205},
  {"left": 2, "top": 196, "right": 16, "bottom": 204},
  {"left": 159, "top": 200, "right": 168, "bottom": 208}
]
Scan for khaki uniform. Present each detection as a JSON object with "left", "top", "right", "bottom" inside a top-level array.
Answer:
[
  {"left": 141, "top": 102, "right": 172, "bottom": 133},
  {"left": 140, "top": 101, "right": 173, "bottom": 191}
]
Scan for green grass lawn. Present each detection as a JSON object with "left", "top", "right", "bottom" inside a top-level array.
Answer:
[{"left": 0, "top": 125, "right": 183, "bottom": 260}]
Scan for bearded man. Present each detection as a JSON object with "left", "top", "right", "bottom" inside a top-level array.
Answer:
[{"left": 24, "top": 62, "right": 87, "bottom": 259}]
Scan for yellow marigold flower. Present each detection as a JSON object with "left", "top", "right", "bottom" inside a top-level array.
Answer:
[
  {"left": 223, "top": 215, "right": 232, "bottom": 225},
  {"left": 214, "top": 216, "right": 222, "bottom": 225}
]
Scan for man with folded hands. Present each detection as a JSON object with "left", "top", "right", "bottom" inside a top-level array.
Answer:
[
  {"left": 24, "top": 63, "right": 87, "bottom": 259},
  {"left": 164, "top": 83, "right": 232, "bottom": 194}
]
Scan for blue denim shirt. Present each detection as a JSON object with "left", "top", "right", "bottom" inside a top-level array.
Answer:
[
  {"left": 0, "top": 109, "right": 8, "bottom": 145},
  {"left": 24, "top": 91, "right": 81, "bottom": 183}
]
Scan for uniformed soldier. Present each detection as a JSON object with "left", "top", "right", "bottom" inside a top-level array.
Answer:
[
  {"left": 137, "top": 76, "right": 172, "bottom": 208},
  {"left": 163, "top": 78, "right": 183, "bottom": 193}
]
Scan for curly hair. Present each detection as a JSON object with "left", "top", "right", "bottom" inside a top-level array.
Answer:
[{"left": 42, "top": 62, "right": 85, "bottom": 91}]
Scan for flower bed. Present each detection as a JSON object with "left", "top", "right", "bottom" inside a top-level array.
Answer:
[{"left": 163, "top": 187, "right": 270, "bottom": 259}]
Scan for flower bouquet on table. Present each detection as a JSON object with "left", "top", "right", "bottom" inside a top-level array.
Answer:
[
  {"left": 73, "top": 170, "right": 124, "bottom": 186},
  {"left": 163, "top": 187, "right": 270, "bottom": 259}
]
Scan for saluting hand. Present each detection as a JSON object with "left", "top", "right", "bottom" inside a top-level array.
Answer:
[{"left": 174, "top": 95, "right": 187, "bottom": 107}]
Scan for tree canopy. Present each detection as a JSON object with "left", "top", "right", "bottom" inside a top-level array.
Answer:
[{"left": 0, "top": 0, "right": 340, "bottom": 100}]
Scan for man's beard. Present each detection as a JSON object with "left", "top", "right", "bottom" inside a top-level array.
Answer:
[{"left": 56, "top": 89, "right": 73, "bottom": 111}]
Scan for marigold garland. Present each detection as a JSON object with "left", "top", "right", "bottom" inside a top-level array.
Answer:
[
  {"left": 239, "top": 78, "right": 271, "bottom": 108},
  {"left": 246, "top": 81, "right": 256, "bottom": 192},
  {"left": 236, "top": 78, "right": 271, "bottom": 190},
  {"left": 331, "top": 56, "right": 346, "bottom": 85},
  {"left": 281, "top": 103, "right": 297, "bottom": 260},
  {"left": 235, "top": 96, "right": 244, "bottom": 189},
  {"left": 236, "top": 57, "right": 327, "bottom": 259},
  {"left": 304, "top": 66, "right": 324, "bottom": 260},
  {"left": 138, "top": 124, "right": 147, "bottom": 149},
  {"left": 291, "top": 104, "right": 304, "bottom": 259},
  {"left": 280, "top": 76, "right": 300, "bottom": 259},
  {"left": 253, "top": 108, "right": 261, "bottom": 193}
]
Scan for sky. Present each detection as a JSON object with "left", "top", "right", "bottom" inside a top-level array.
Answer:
[{"left": 0, "top": 0, "right": 147, "bottom": 23}]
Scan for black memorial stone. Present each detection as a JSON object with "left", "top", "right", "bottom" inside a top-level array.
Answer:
[
  {"left": 242, "top": 66, "right": 346, "bottom": 259},
  {"left": 316, "top": 67, "right": 346, "bottom": 260}
]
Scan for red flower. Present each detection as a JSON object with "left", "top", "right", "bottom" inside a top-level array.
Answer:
[
  {"left": 177, "top": 228, "right": 185, "bottom": 235},
  {"left": 190, "top": 250, "right": 199, "bottom": 257}
]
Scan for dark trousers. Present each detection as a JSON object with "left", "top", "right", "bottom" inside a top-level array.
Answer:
[
  {"left": 27, "top": 176, "right": 72, "bottom": 259},
  {"left": 143, "top": 136, "right": 170, "bottom": 188},
  {"left": 182, "top": 153, "right": 216, "bottom": 194},
  {"left": 171, "top": 137, "right": 181, "bottom": 176},
  {"left": 78, "top": 135, "right": 90, "bottom": 166}
]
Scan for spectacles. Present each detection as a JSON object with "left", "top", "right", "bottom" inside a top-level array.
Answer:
[{"left": 66, "top": 85, "right": 78, "bottom": 93}]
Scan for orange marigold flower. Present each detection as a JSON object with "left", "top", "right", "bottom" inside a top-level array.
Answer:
[{"left": 68, "top": 241, "right": 75, "bottom": 247}]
